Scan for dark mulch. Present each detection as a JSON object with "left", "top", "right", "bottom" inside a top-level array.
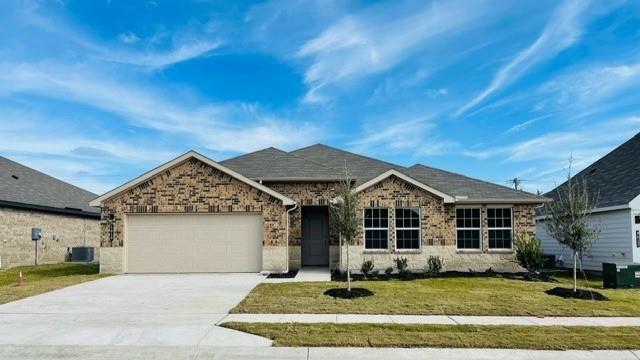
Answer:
[
  {"left": 267, "top": 270, "right": 298, "bottom": 279},
  {"left": 545, "top": 287, "right": 608, "bottom": 301},
  {"left": 330, "top": 269, "right": 529, "bottom": 282},
  {"left": 324, "top": 288, "right": 374, "bottom": 299}
]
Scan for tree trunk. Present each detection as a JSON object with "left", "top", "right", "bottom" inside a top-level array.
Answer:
[
  {"left": 573, "top": 251, "right": 577, "bottom": 292},
  {"left": 346, "top": 241, "right": 351, "bottom": 292}
]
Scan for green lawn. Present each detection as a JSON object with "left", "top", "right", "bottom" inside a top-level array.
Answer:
[
  {"left": 223, "top": 323, "right": 640, "bottom": 349},
  {"left": 0, "top": 263, "right": 106, "bottom": 304},
  {"left": 232, "top": 273, "right": 640, "bottom": 316}
]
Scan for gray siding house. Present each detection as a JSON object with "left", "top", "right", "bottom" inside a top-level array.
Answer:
[{"left": 537, "top": 132, "right": 640, "bottom": 270}]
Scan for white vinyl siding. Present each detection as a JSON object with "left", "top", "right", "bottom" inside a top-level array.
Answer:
[{"left": 537, "top": 208, "right": 634, "bottom": 271}]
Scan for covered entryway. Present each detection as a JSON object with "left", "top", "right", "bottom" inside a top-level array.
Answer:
[
  {"left": 301, "top": 206, "right": 329, "bottom": 266},
  {"left": 125, "top": 213, "right": 263, "bottom": 273}
]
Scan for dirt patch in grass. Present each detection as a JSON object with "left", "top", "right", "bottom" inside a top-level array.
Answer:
[
  {"left": 223, "top": 322, "right": 640, "bottom": 350},
  {"left": 546, "top": 287, "right": 608, "bottom": 301},
  {"left": 324, "top": 288, "right": 374, "bottom": 299},
  {"left": 0, "top": 263, "right": 106, "bottom": 304}
]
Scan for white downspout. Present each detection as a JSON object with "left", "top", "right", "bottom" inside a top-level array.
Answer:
[{"left": 283, "top": 203, "right": 298, "bottom": 273}]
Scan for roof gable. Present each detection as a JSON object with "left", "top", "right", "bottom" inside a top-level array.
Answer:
[
  {"left": 90, "top": 151, "right": 295, "bottom": 206},
  {"left": 354, "top": 169, "right": 455, "bottom": 203}
]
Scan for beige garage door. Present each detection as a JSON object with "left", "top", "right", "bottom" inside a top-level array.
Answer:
[{"left": 125, "top": 214, "right": 262, "bottom": 273}]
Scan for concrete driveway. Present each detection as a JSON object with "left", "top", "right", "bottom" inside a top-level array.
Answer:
[{"left": 0, "top": 274, "right": 270, "bottom": 348}]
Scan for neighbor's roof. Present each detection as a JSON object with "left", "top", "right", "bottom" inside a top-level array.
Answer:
[
  {"left": 220, "top": 147, "right": 345, "bottom": 181},
  {"left": 544, "top": 131, "right": 640, "bottom": 208},
  {"left": 90, "top": 150, "right": 296, "bottom": 207},
  {"left": 0, "top": 156, "right": 99, "bottom": 216}
]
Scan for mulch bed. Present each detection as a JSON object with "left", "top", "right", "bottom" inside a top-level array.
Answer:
[
  {"left": 545, "top": 287, "right": 608, "bottom": 301},
  {"left": 267, "top": 270, "right": 298, "bottom": 279},
  {"left": 324, "top": 288, "right": 374, "bottom": 299}
]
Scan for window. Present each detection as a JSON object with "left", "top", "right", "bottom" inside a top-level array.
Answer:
[
  {"left": 364, "top": 208, "right": 389, "bottom": 249},
  {"left": 396, "top": 208, "right": 420, "bottom": 249},
  {"left": 488, "top": 208, "right": 512, "bottom": 249},
  {"left": 635, "top": 215, "right": 640, "bottom": 224},
  {"left": 456, "top": 208, "right": 481, "bottom": 249}
]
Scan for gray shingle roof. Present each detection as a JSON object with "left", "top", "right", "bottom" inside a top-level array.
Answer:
[
  {"left": 406, "top": 164, "right": 543, "bottom": 201},
  {"left": 544, "top": 132, "right": 640, "bottom": 208},
  {"left": 0, "top": 156, "right": 99, "bottom": 216},
  {"left": 220, "top": 147, "right": 345, "bottom": 181},
  {"left": 290, "top": 144, "right": 544, "bottom": 202},
  {"left": 290, "top": 144, "right": 405, "bottom": 184}
]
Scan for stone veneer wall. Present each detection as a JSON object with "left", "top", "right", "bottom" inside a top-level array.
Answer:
[
  {"left": 333, "top": 175, "right": 538, "bottom": 272},
  {"left": 264, "top": 182, "right": 339, "bottom": 269},
  {"left": 0, "top": 206, "right": 99, "bottom": 268},
  {"left": 99, "top": 158, "right": 287, "bottom": 273}
]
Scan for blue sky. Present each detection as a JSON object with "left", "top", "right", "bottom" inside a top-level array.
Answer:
[{"left": 0, "top": 0, "right": 639, "bottom": 195}]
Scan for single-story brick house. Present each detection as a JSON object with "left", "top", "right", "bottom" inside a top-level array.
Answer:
[
  {"left": 91, "top": 145, "right": 546, "bottom": 274},
  {"left": 0, "top": 156, "right": 100, "bottom": 268}
]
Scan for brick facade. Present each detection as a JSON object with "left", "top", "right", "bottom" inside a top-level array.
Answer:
[
  {"left": 264, "top": 182, "right": 339, "bottom": 246},
  {"left": 356, "top": 176, "right": 456, "bottom": 248},
  {"left": 100, "top": 158, "right": 287, "bottom": 248},
  {"left": 96, "top": 158, "right": 540, "bottom": 273},
  {"left": 0, "top": 206, "right": 99, "bottom": 268}
]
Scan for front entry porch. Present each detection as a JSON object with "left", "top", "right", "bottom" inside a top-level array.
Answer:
[{"left": 301, "top": 206, "right": 330, "bottom": 267}]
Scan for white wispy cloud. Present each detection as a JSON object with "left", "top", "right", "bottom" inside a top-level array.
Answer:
[
  {"left": 503, "top": 114, "right": 555, "bottom": 135},
  {"left": 118, "top": 31, "right": 140, "bottom": 44},
  {"left": 349, "top": 118, "right": 457, "bottom": 158},
  {"left": 16, "top": 3, "right": 220, "bottom": 70},
  {"left": 100, "top": 39, "right": 222, "bottom": 69},
  {"left": 297, "top": 0, "right": 491, "bottom": 103},
  {"left": 464, "top": 116, "right": 640, "bottom": 190},
  {"left": 456, "top": 0, "right": 590, "bottom": 116},
  {"left": 0, "top": 61, "right": 324, "bottom": 153},
  {"left": 537, "top": 60, "right": 640, "bottom": 112}
]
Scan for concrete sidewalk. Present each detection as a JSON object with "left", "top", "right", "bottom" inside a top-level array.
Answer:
[
  {"left": 1, "top": 345, "right": 638, "bottom": 359},
  {"left": 220, "top": 313, "right": 640, "bottom": 327}
]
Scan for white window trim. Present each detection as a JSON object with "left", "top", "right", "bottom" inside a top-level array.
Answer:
[
  {"left": 363, "top": 207, "right": 389, "bottom": 251},
  {"left": 455, "top": 206, "right": 482, "bottom": 251},
  {"left": 395, "top": 207, "right": 421, "bottom": 251},
  {"left": 487, "top": 206, "right": 514, "bottom": 250}
]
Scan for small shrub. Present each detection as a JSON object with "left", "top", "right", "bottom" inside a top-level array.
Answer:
[
  {"left": 384, "top": 266, "right": 393, "bottom": 275},
  {"left": 514, "top": 233, "right": 545, "bottom": 278},
  {"left": 361, "top": 259, "right": 374, "bottom": 278},
  {"left": 371, "top": 269, "right": 379, "bottom": 277},
  {"left": 426, "top": 256, "right": 443, "bottom": 277},
  {"left": 394, "top": 257, "right": 409, "bottom": 278}
]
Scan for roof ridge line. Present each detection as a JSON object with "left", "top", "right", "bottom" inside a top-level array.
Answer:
[{"left": 291, "top": 143, "right": 407, "bottom": 170}]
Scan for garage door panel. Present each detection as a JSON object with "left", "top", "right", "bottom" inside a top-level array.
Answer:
[{"left": 125, "top": 214, "right": 262, "bottom": 273}]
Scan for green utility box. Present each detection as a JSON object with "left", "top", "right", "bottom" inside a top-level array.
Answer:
[{"left": 603, "top": 262, "right": 640, "bottom": 288}]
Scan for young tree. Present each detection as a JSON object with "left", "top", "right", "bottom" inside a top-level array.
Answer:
[
  {"left": 330, "top": 168, "right": 360, "bottom": 292},
  {"left": 544, "top": 163, "right": 599, "bottom": 292}
]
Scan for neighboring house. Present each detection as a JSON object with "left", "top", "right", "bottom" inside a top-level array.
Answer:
[
  {"left": 90, "top": 145, "right": 546, "bottom": 274},
  {"left": 537, "top": 132, "right": 640, "bottom": 271},
  {"left": 0, "top": 156, "right": 100, "bottom": 268}
]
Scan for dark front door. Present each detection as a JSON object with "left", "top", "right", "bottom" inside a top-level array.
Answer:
[{"left": 301, "top": 206, "right": 329, "bottom": 266}]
